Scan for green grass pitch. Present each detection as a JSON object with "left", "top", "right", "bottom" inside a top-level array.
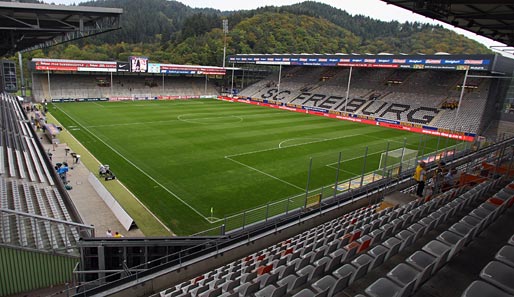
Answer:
[{"left": 50, "top": 99, "right": 460, "bottom": 235}]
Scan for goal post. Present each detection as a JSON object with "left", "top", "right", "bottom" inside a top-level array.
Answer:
[{"left": 378, "top": 147, "right": 418, "bottom": 176}]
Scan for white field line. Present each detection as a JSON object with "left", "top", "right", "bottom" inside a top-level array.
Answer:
[
  {"left": 224, "top": 156, "right": 304, "bottom": 191},
  {"left": 54, "top": 105, "right": 211, "bottom": 222},
  {"left": 325, "top": 150, "right": 384, "bottom": 168},
  {"left": 226, "top": 134, "right": 358, "bottom": 158},
  {"left": 47, "top": 112, "right": 173, "bottom": 235},
  {"left": 278, "top": 138, "right": 327, "bottom": 149}
]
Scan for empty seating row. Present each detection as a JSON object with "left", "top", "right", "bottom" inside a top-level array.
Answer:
[
  {"left": 154, "top": 183, "right": 479, "bottom": 297},
  {"left": 364, "top": 177, "right": 511, "bottom": 297}
]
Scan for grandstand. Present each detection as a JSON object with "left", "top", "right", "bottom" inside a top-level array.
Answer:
[
  {"left": 32, "top": 73, "right": 219, "bottom": 101},
  {"left": 235, "top": 55, "right": 501, "bottom": 135},
  {"left": 2, "top": 1, "right": 514, "bottom": 297}
]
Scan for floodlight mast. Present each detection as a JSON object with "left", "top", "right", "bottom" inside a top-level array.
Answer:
[{"left": 222, "top": 19, "right": 228, "bottom": 69}]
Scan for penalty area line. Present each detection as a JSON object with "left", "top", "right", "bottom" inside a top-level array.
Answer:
[{"left": 224, "top": 156, "right": 304, "bottom": 191}]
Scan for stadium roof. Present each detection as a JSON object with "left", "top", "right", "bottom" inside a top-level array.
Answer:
[
  {"left": 382, "top": 0, "right": 514, "bottom": 47},
  {"left": 0, "top": 2, "right": 122, "bottom": 57}
]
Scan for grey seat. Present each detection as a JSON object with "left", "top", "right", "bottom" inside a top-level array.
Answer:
[
  {"left": 395, "top": 230, "right": 414, "bottom": 252},
  {"left": 449, "top": 221, "right": 475, "bottom": 243},
  {"left": 421, "top": 240, "right": 451, "bottom": 273},
  {"left": 407, "top": 223, "right": 425, "bottom": 243},
  {"left": 480, "top": 260, "right": 514, "bottom": 294},
  {"left": 292, "top": 288, "right": 328, "bottom": 297},
  {"left": 495, "top": 245, "right": 514, "bottom": 267},
  {"left": 332, "top": 264, "right": 356, "bottom": 287},
  {"left": 461, "top": 280, "right": 513, "bottom": 297},
  {"left": 237, "top": 281, "right": 260, "bottom": 297},
  {"left": 297, "top": 261, "right": 327, "bottom": 282},
  {"left": 276, "top": 273, "right": 308, "bottom": 293},
  {"left": 351, "top": 254, "right": 373, "bottom": 283},
  {"left": 198, "top": 287, "right": 222, "bottom": 297},
  {"left": 254, "top": 283, "right": 287, "bottom": 297},
  {"left": 387, "top": 263, "right": 419, "bottom": 296},
  {"left": 365, "top": 277, "right": 403, "bottom": 297},
  {"left": 405, "top": 251, "right": 437, "bottom": 288},
  {"left": 383, "top": 237, "right": 402, "bottom": 261},
  {"left": 367, "top": 245, "right": 388, "bottom": 271},
  {"left": 436, "top": 231, "right": 466, "bottom": 261},
  {"left": 312, "top": 274, "right": 350, "bottom": 297}
]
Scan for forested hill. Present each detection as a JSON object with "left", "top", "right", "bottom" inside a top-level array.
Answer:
[{"left": 23, "top": 0, "right": 491, "bottom": 65}]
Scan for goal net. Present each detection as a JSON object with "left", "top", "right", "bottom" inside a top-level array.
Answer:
[{"left": 378, "top": 148, "right": 418, "bottom": 176}]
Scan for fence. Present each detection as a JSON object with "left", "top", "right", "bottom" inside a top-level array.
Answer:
[{"left": 194, "top": 135, "right": 474, "bottom": 236}]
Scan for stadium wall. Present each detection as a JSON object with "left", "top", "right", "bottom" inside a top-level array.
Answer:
[
  {"left": 218, "top": 96, "right": 475, "bottom": 141},
  {"left": 0, "top": 246, "right": 78, "bottom": 296}
]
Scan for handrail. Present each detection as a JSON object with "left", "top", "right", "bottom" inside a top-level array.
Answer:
[{"left": 0, "top": 208, "right": 94, "bottom": 230}]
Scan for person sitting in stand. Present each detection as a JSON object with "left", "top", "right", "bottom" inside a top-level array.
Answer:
[{"left": 114, "top": 232, "right": 124, "bottom": 238}]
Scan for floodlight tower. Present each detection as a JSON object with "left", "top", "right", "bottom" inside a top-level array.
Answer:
[{"left": 222, "top": 19, "right": 228, "bottom": 69}]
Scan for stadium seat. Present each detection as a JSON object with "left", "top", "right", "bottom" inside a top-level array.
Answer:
[
  {"left": 386, "top": 263, "right": 419, "bottom": 296},
  {"left": 367, "top": 245, "right": 388, "bottom": 271},
  {"left": 395, "top": 230, "right": 414, "bottom": 252},
  {"left": 254, "top": 283, "right": 287, "bottom": 297},
  {"left": 421, "top": 240, "right": 452, "bottom": 273},
  {"left": 365, "top": 277, "right": 403, "bottom": 297},
  {"left": 382, "top": 237, "right": 402, "bottom": 261},
  {"left": 407, "top": 223, "right": 426, "bottom": 243},
  {"left": 276, "top": 273, "right": 308, "bottom": 293},
  {"left": 333, "top": 264, "right": 357, "bottom": 286},
  {"left": 351, "top": 254, "right": 373, "bottom": 283},
  {"left": 312, "top": 273, "right": 351, "bottom": 297},
  {"left": 297, "top": 260, "right": 327, "bottom": 282},
  {"left": 292, "top": 288, "right": 328, "bottom": 297},
  {"left": 461, "top": 280, "right": 513, "bottom": 297},
  {"left": 405, "top": 251, "right": 437, "bottom": 288},
  {"left": 198, "top": 287, "right": 222, "bottom": 297},
  {"left": 436, "top": 231, "right": 466, "bottom": 261},
  {"left": 495, "top": 245, "right": 514, "bottom": 267},
  {"left": 479, "top": 261, "right": 514, "bottom": 294}
]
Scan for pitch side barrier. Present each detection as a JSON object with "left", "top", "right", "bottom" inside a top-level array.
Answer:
[
  {"left": 217, "top": 96, "right": 476, "bottom": 142},
  {"left": 50, "top": 95, "right": 218, "bottom": 103}
]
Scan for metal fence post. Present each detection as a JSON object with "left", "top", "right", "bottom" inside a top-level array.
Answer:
[
  {"left": 304, "top": 158, "right": 313, "bottom": 209},
  {"left": 382, "top": 142, "right": 390, "bottom": 177},
  {"left": 360, "top": 147, "right": 368, "bottom": 186},
  {"left": 333, "top": 152, "right": 342, "bottom": 202}
]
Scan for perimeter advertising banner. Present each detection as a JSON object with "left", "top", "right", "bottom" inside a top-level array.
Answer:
[
  {"left": 34, "top": 59, "right": 117, "bottom": 72},
  {"left": 229, "top": 55, "right": 492, "bottom": 71},
  {"left": 117, "top": 62, "right": 130, "bottom": 72}
]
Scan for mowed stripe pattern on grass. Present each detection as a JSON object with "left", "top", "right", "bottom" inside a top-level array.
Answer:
[{"left": 51, "top": 99, "right": 445, "bottom": 234}]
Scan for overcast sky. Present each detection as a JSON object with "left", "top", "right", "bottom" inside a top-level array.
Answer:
[{"left": 44, "top": 0, "right": 506, "bottom": 50}]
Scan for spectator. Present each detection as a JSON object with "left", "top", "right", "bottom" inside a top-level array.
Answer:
[
  {"left": 114, "top": 232, "right": 124, "bottom": 238},
  {"left": 57, "top": 162, "right": 69, "bottom": 184},
  {"left": 413, "top": 160, "right": 427, "bottom": 197},
  {"left": 106, "top": 230, "right": 113, "bottom": 237}
]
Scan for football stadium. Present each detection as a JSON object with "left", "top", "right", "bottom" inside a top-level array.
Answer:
[{"left": 1, "top": 1, "right": 514, "bottom": 297}]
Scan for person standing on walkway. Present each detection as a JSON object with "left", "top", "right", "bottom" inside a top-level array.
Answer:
[{"left": 414, "top": 160, "right": 427, "bottom": 197}]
